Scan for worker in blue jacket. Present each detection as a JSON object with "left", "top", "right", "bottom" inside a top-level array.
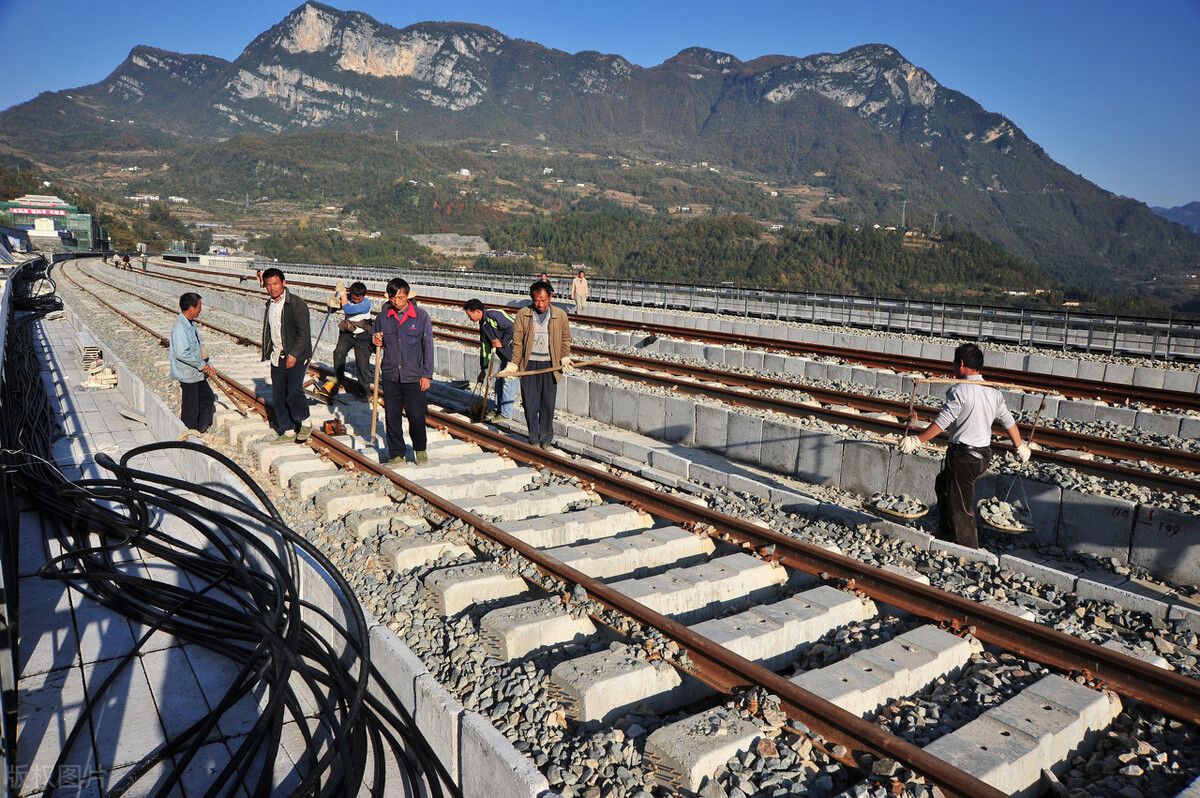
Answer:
[
  {"left": 169, "top": 292, "right": 216, "bottom": 433},
  {"left": 371, "top": 278, "right": 434, "bottom": 465}
]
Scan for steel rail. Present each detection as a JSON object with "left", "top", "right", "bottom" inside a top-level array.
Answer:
[
  {"left": 52, "top": 260, "right": 1001, "bottom": 795},
  {"left": 67, "top": 260, "right": 1200, "bottom": 495},
  {"left": 60, "top": 258, "right": 1196, "bottom": 795},
  {"left": 577, "top": 313, "right": 1200, "bottom": 414},
  {"left": 141, "top": 259, "right": 1200, "bottom": 414},
  {"left": 430, "top": 410, "right": 1200, "bottom": 730},
  {"left": 434, "top": 318, "right": 1200, "bottom": 476},
  {"left": 159, "top": 365, "right": 998, "bottom": 797},
  {"left": 315, "top": 421, "right": 1006, "bottom": 798},
  {"left": 434, "top": 321, "right": 1200, "bottom": 494}
]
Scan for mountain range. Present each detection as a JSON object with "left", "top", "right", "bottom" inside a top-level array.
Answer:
[
  {"left": 1153, "top": 203, "right": 1200, "bottom": 235},
  {"left": 2, "top": 1, "right": 1198, "bottom": 305}
]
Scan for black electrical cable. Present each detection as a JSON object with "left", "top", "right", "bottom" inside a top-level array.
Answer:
[{"left": 2, "top": 268, "right": 457, "bottom": 798}]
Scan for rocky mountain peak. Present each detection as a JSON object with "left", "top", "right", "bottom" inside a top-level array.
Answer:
[{"left": 661, "top": 47, "right": 743, "bottom": 73}]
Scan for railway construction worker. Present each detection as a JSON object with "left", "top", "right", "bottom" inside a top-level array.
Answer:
[
  {"left": 496, "top": 280, "right": 573, "bottom": 449},
  {"left": 371, "top": 278, "right": 434, "bottom": 465},
  {"left": 463, "top": 298, "right": 516, "bottom": 420},
  {"left": 325, "top": 281, "right": 374, "bottom": 401},
  {"left": 261, "top": 268, "right": 313, "bottom": 443},
  {"left": 570, "top": 270, "right": 589, "bottom": 315},
  {"left": 899, "top": 343, "right": 1032, "bottom": 548},
  {"left": 169, "top": 292, "right": 216, "bottom": 434}
]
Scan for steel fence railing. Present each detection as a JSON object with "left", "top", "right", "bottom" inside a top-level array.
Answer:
[{"left": 240, "top": 258, "right": 1200, "bottom": 361}]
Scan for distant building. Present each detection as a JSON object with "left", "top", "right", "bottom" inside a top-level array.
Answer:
[
  {"left": 410, "top": 233, "right": 491, "bottom": 256},
  {"left": 0, "top": 194, "right": 107, "bottom": 250}
]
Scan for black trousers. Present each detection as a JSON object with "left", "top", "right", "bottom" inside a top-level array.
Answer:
[
  {"left": 519, "top": 359, "right": 557, "bottom": 445},
  {"left": 332, "top": 331, "right": 373, "bottom": 392},
  {"left": 381, "top": 379, "right": 428, "bottom": 459},
  {"left": 270, "top": 358, "right": 310, "bottom": 434},
  {"left": 934, "top": 444, "right": 992, "bottom": 548},
  {"left": 180, "top": 379, "right": 215, "bottom": 432}
]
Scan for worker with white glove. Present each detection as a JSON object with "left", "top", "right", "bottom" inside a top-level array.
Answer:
[
  {"left": 560, "top": 356, "right": 575, "bottom": 373},
  {"left": 900, "top": 344, "right": 1028, "bottom": 549},
  {"left": 508, "top": 278, "right": 572, "bottom": 449}
]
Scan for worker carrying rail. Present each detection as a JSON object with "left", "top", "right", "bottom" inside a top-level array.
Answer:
[
  {"left": 463, "top": 298, "right": 516, "bottom": 421},
  {"left": 496, "top": 280, "right": 573, "bottom": 449},
  {"left": 324, "top": 281, "right": 374, "bottom": 401},
  {"left": 898, "top": 343, "right": 1033, "bottom": 548}
]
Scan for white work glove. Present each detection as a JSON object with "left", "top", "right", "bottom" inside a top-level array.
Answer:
[
  {"left": 899, "top": 435, "right": 921, "bottom": 455},
  {"left": 560, "top": 356, "right": 575, "bottom": 373},
  {"left": 1016, "top": 442, "right": 1036, "bottom": 463},
  {"left": 496, "top": 363, "right": 518, "bottom": 379}
]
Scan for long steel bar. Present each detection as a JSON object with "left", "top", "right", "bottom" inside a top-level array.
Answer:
[
  {"left": 436, "top": 410, "right": 1200, "bottom": 727},
  {"left": 61, "top": 257, "right": 1192, "bottom": 795}
]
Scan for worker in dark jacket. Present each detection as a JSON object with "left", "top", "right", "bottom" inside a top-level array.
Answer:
[
  {"left": 371, "top": 278, "right": 434, "bottom": 465},
  {"left": 260, "top": 268, "right": 313, "bottom": 442},
  {"left": 463, "top": 298, "right": 515, "bottom": 420}
]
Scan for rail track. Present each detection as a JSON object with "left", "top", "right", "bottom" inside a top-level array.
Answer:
[
  {"left": 134, "top": 259, "right": 1200, "bottom": 414},
  {"left": 53, "top": 257, "right": 1200, "bottom": 797},
  {"left": 88, "top": 260, "right": 1200, "bottom": 497}
]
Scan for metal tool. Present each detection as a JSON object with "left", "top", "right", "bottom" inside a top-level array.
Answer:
[
  {"left": 312, "top": 304, "right": 333, "bottom": 362},
  {"left": 1003, "top": 394, "right": 1047, "bottom": 504},
  {"left": 479, "top": 360, "right": 493, "bottom": 422}
]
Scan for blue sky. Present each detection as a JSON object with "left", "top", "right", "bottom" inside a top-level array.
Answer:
[{"left": 1, "top": 0, "right": 1197, "bottom": 207}]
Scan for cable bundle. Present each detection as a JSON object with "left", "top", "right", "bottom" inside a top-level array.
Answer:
[{"left": 2, "top": 263, "right": 454, "bottom": 797}]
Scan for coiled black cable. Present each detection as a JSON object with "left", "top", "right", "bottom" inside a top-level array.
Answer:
[{"left": 2, "top": 263, "right": 456, "bottom": 797}]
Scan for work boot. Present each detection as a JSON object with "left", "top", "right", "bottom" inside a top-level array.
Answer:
[
  {"left": 296, "top": 424, "right": 313, "bottom": 443},
  {"left": 386, "top": 455, "right": 406, "bottom": 466},
  {"left": 414, "top": 450, "right": 428, "bottom": 465}
]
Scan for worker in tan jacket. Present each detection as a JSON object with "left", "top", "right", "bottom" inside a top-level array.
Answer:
[
  {"left": 497, "top": 280, "right": 573, "bottom": 448},
  {"left": 570, "top": 270, "right": 589, "bottom": 314}
]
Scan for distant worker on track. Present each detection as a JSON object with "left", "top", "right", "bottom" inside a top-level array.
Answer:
[
  {"left": 497, "top": 280, "right": 573, "bottom": 449},
  {"left": 899, "top": 343, "right": 1031, "bottom": 548},
  {"left": 169, "top": 292, "right": 216, "bottom": 434},
  {"left": 327, "top": 281, "right": 374, "bottom": 400},
  {"left": 463, "top": 298, "right": 516, "bottom": 420},
  {"left": 260, "top": 268, "right": 313, "bottom": 443},
  {"left": 570, "top": 270, "right": 589, "bottom": 315}
]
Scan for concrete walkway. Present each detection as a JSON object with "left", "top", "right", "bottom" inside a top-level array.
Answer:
[{"left": 13, "top": 313, "right": 403, "bottom": 797}]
